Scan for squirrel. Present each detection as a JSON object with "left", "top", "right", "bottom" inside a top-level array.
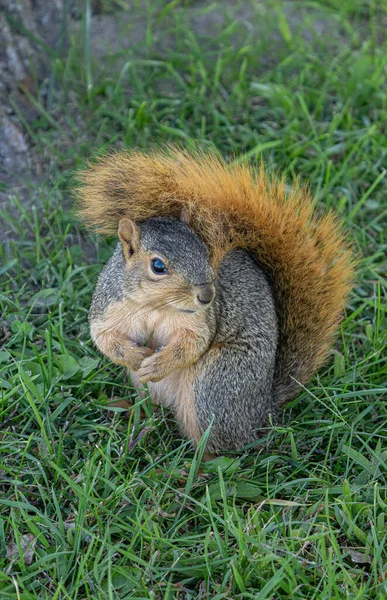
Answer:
[{"left": 76, "top": 146, "right": 355, "bottom": 452}]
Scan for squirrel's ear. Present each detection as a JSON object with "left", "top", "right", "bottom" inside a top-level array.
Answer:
[
  {"left": 180, "top": 208, "right": 191, "bottom": 225},
  {"left": 118, "top": 218, "right": 140, "bottom": 260}
]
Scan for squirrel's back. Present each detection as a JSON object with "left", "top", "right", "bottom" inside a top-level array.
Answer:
[{"left": 77, "top": 146, "right": 355, "bottom": 404}]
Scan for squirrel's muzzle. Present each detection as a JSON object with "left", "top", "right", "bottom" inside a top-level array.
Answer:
[{"left": 194, "top": 283, "right": 215, "bottom": 308}]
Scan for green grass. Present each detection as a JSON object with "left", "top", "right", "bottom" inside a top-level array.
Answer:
[{"left": 1, "top": 1, "right": 387, "bottom": 598}]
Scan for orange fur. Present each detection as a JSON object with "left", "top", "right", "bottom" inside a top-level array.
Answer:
[{"left": 76, "top": 146, "right": 356, "bottom": 403}]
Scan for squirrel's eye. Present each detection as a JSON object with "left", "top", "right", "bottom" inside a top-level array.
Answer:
[{"left": 150, "top": 258, "right": 168, "bottom": 275}]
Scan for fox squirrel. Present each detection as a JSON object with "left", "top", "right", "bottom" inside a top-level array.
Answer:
[{"left": 77, "top": 146, "right": 355, "bottom": 452}]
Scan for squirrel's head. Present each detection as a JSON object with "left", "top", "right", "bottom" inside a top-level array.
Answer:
[{"left": 118, "top": 216, "right": 215, "bottom": 313}]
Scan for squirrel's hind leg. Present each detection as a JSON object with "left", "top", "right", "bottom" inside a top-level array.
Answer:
[{"left": 191, "top": 346, "right": 276, "bottom": 452}]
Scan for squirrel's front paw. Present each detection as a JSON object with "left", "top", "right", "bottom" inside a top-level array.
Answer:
[
  {"left": 137, "top": 352, "right": 172, "bottom": 384},
  {"left": 112, "top": 341, "right": 154, "bottom": 371},
  {"left": 130, "top": 345, "right": 155, "bottom": 371}
]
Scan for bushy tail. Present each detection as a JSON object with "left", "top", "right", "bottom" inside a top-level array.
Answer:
[{"left": 76, "top": 146, "right": 356, "bottom": 404}]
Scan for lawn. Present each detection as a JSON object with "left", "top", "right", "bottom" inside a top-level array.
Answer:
[{"left": 0, "top": 1, "right": 387, "bottom": 598}]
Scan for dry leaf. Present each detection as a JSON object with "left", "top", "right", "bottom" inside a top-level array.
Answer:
[
  {"left": 6, "top": 533, "right": 37, "bottom": 566},
  {"left": 346, "top": 548, "right": 372, "bottom": 565},
  {"left": 108, "top": 398, "right": 132, "bottom": 410}
]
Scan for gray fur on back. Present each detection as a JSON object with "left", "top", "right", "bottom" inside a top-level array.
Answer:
[
  {"left": 194, "top": 249, "right": 278, "bottom": 451},
  {"left": 89, "top": 244, "right": 125, "bottom": 321}
]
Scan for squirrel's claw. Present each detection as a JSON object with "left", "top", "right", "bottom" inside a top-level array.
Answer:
[
  {"left": 137, "top": 353, "right": 169, "bottom": 384},
  {"left": 122, "top": 344, "right": 153, "bottom": 372}
]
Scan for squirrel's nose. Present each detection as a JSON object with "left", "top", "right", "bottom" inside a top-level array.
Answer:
[{"left": 194, "top": 283, "right": 215, "bottom": 307}]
